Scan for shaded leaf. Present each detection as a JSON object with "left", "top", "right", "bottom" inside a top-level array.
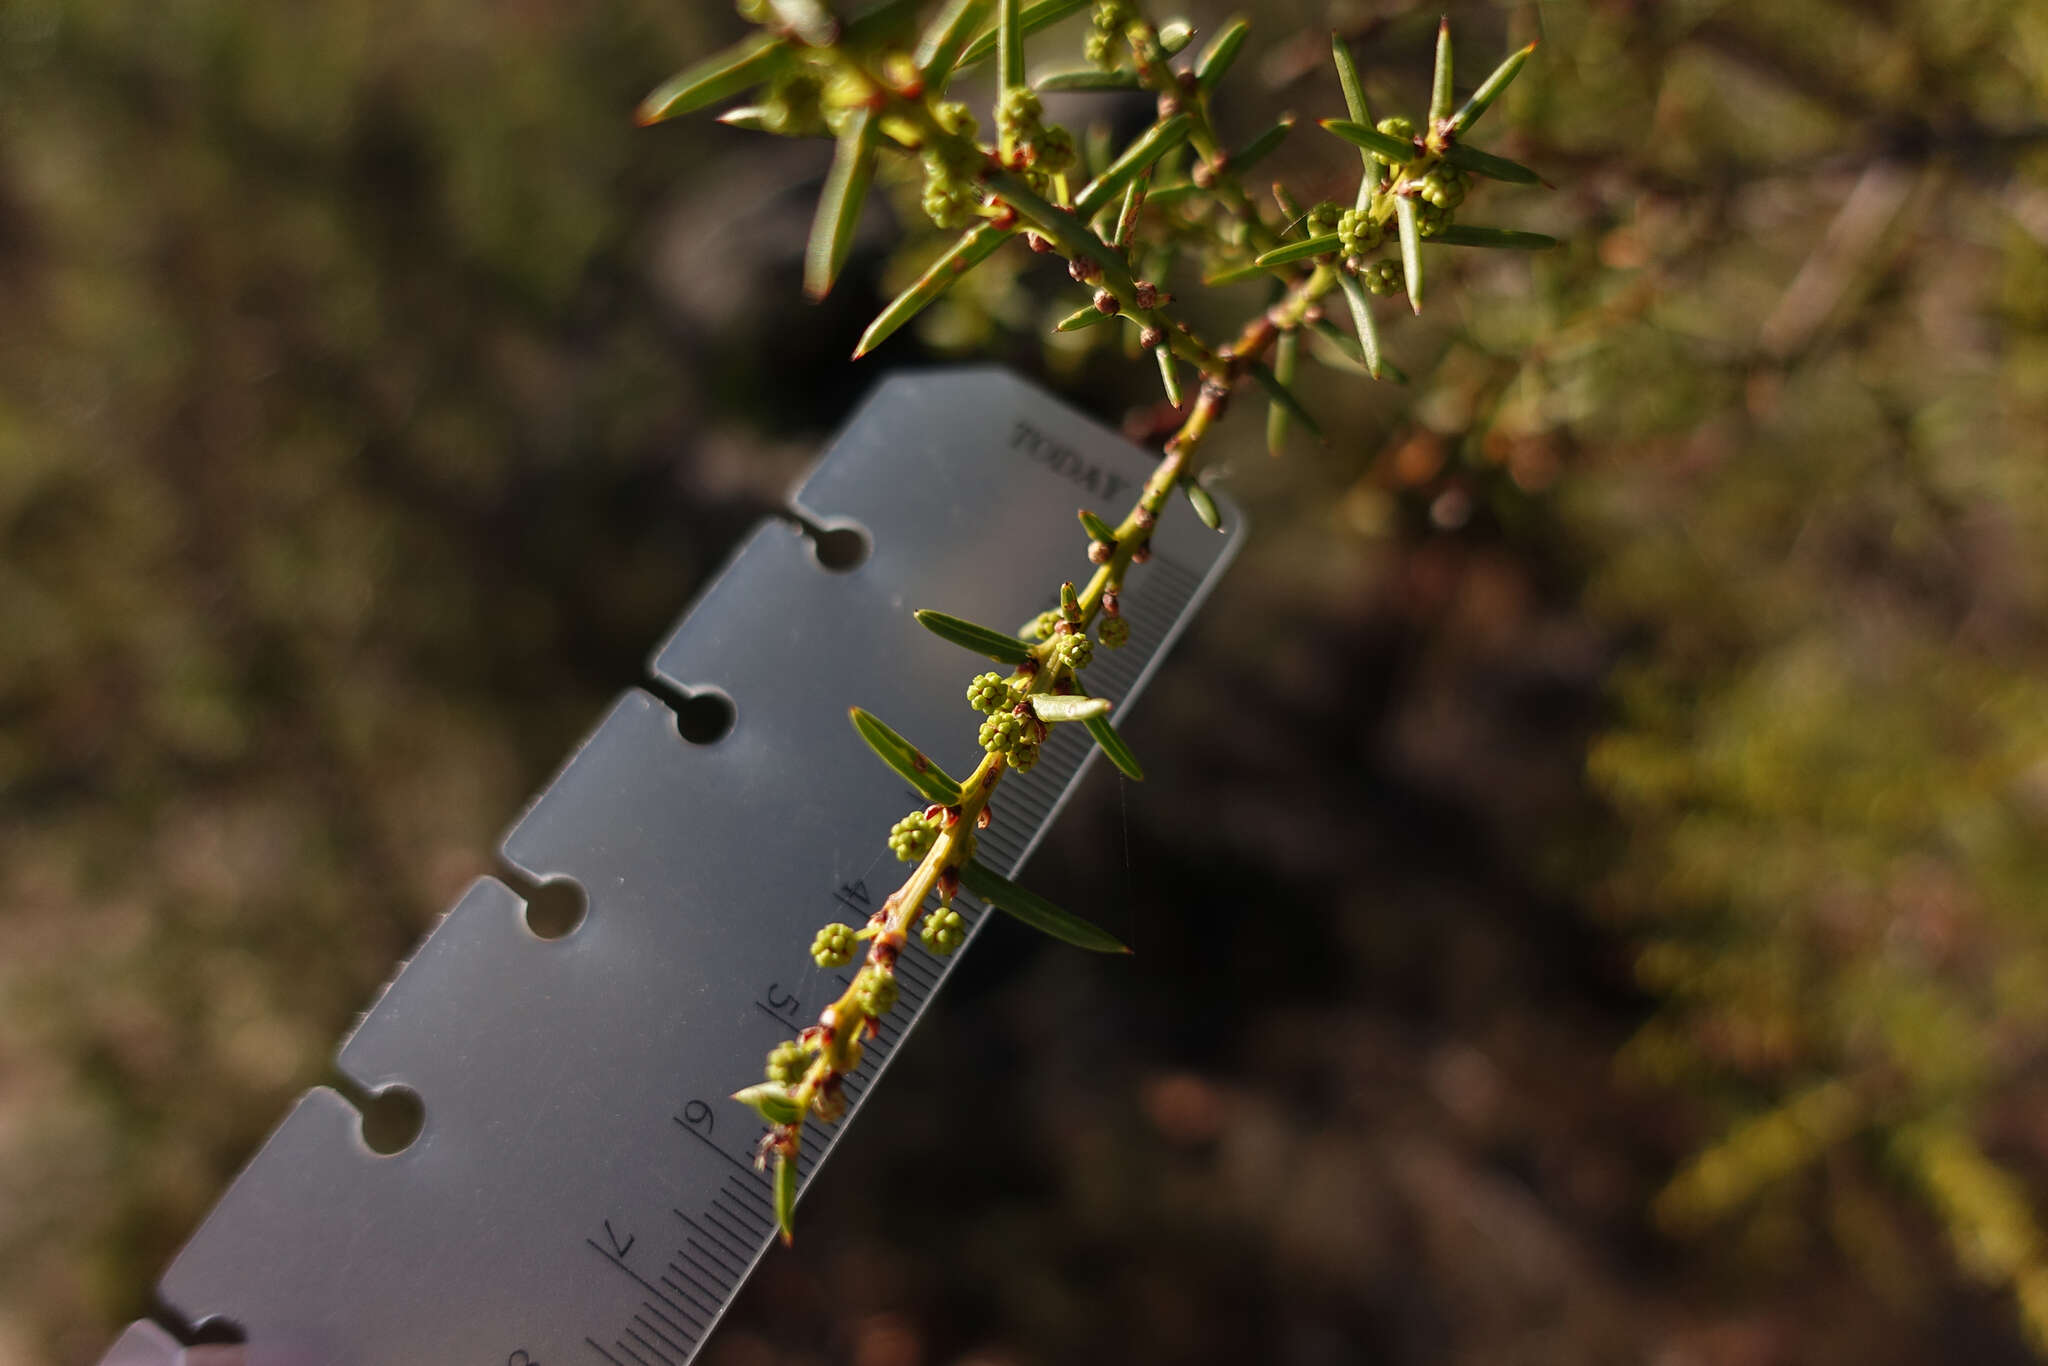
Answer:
[
  {"left": 1429, "top": 223, "right": 1559, "bottom": 249},
  {"left": 1036, "top": 66, "right": 1142, "bottom": 90},
  {"left": 805, "top": 108, "right": 879, "bottom": 300},
  {"left": 638, "top": 36, "right": 789, "bottom": 125},
  {"left": 1146, "top": 182, "right": 1204, "bottom": 207},
  {"left": 1078, "top": 509, "right": 1118, "bottom": 543},
  {"left": 1229, "top": 116, "right": 1294, "bottom": 176},
  {"left": 1202, "top": 259, "right": 1271, "bottom": 287},
  {"left": 848, "top": 706, "right": 966, "bottom": 805},
  {"left": 1195, "top": 17, "right": 1250, "bottom": 92},
  {"left": 1083, "top": 713, "right": 1147, "bottom": 781},
  {"left": 1249, "top": 360, "right": 1324, "bottom": 439},
  {"left": 1449, "top": 39, "right": 1537, "bottom": 135},
  {"left": 1335, "top": 269, "right": 1384, "bottom": 378},
  {"left": 733, "top": 1083, "right": 802, "bottom": 1126},
  {"left": 1030, "top": 694, "right": 1112, "bottom": 722},
  {"left": 955, "top": 0, "right": 1090, "bottom": 70},
  {"left": 774, "top": 1151, "right": 797, "bottom": 1245},
  {"left": 1254, "top": 233, "right": 1343, "bottom": 267},
  {"left": 854, "top": 223, "right": 1007, "bottom": 358},
  {"left": 1185, "top": 480, "right": 1223, "bottom": 531},
  {"left": 1073, "top": 114, "right": 1194, "bottom": 216},
  {"left": 1056, "top": 302, "right": 1113, "bottom": 331},
  {"left": 917, "top": 0, "right": 993, "bottom": 86},
  {"left": 1155, "top": 346, "right": 1183, "bottom": 407},
  {"left": 1307, "top": 316, "right": 1368, "bottom": 373},
  {"left": 1319, "top": 118, "right": 1416, "bottom": 164},
  {"left": 961, "top": 860, "right": 1131, "bottom": 953},
  {"left": 914, "top": 609, "right": 1036, "bottom": 665},
  {"left": 1267, "top": 329, "right": 1297, "bottom": 457},
  {"left": 1441, "top": 142, "right": 1545, "bottom": 185},
  {"left": 997, "top": 0, "right": 1024, "bottom": 90},
  {"left": 1394, "top": 193, "right": 1423, "bottom": 313}
]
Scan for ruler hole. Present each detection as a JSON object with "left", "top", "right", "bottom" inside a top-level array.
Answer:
[
  {"left": 359, "top": 1084, "right": 425, "bottom": 1155},
  {"left": 804, "top": 519, "right": 870, "bottom": 572},
  {"left": 524, "top": 877, "right": 588, "bottom": 940},
  {"left": 672, "top": 689, "right": 736, "bottom": 745}
]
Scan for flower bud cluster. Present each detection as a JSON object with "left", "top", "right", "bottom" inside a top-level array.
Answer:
[
  {"left": 920, "top": 100, "right": 983, "bottom": 229},
  {"left": 1085, "top": 0, "right": 1138, "bottom": 68},
  {"left": 920, "top": 906, "right": 968, "bottom": 955},
  {"left": 855, "top": 968, "right": 899, "bottom": 1017},
  {"left": 765, "top": 1039, "right": 808, "bottom": 1085},
  {"left": 811, "top": 921, "right": 860, "bottom": 968},
  {"left": 888, "top": 809, "right": 941, "bottom": 862},
  {"left": 967, "top": 672, "right": 1016, "bottom": 714},
  {"left": 1050, "top": 629, "right": 1094, "bottom": 675}
]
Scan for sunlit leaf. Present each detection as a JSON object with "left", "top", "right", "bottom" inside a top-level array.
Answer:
[
  {"left": 854, "top": 223, "right": 1007, "bottom": 358},
  {"left": 1078, "top": 509, "right": 1119, "bottom": 543},
  {"left": 1036, "top": 67, "right": 1142, "bottom": 90},
  {"left": 1253, "top": 234, "right": 1343, "bottom": 267},
  {"left": 1335, "top": 269, "right": 1383, "bottom": 378},
  {"left": 1394, "top": 194, "right": 1423, "bottom": 313},
  {"left": 1441, "top": 142, "right": 1545, "bottom": 185},
  {"left": 1195, "top": 17, "right": 1250, "bottom": 91},
  {"left": 917, "top": 0, "right": 993, "bottom": 86},
  {"left": 914, "top": 609, "right": 1037, "bottom": 665},
  {"left": 774, "top": 1152, "right": 797, "bottom": 1244},
  {"left": 1318, "top": 118, "right": 1416, "bottom": 164},
  {"left": 1155, "top": 346, "right": 1183, "bottom": 407},
  {"left": 954, "top": 0, "right": 1091, "bottom": 70},
  {"left": 1030, "top": 694, "right": 1112, "bottom": 722},
  {"left": 1083, "top": 713, "right": 1146, "bottom": 780},
  {"left": 848, "top": 706, "right": 966, "bottom": 805},
  {"left": 733, "top": 1083, "right": 802, "bottom": 1126},
  {"left": 1428, "top": 224, "right": 1559, "bottom": 249},
  {"left": 1185, "top": 480, "right": 1223, "bottom": 531},
  {"left": 1073, "top": 114, "right": 1193, "bottom": 216},
  {"left": 1449, "top": 39, "right": 1537, "bottom": 136},
  {"left": 1429, "top": 18, "right": 1454, "bottom": 128},
  {"left": 805, "top": 108, "right": 879, "bottom": 300},
  {"left": 637, "top": 36, "right": 789, "bottom": 125}
]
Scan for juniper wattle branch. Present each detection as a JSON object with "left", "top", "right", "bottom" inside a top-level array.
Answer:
[{"left": 640, "top": 0, "right": 1552, "bottom": 1241}]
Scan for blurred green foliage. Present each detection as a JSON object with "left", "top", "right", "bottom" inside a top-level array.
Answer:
[{"left": 7, "top": 0, "right": 2048, "bottom": 1361}]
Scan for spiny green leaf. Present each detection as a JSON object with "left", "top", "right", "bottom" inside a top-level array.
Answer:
[
  {"left": 1030, "top": 693, "right": 1112, "bottom": 722},
  {"left": 1078, "top": 509, "right": 1118, "bottom": 543},
  {"left": 1229, "top": 115, "right": 1294, "bottom": 176},
  {"left": 1394, "top": 193, "right": 1423, "bottom": 313},
  {"left": 1254, "top": 234, "right": 1343, "bottom": 268},
  {"left": 1331, "top": 33, "right": 1372, "bottom": 136},
  {"left": 1429, "top": 17, "right": 1454, "bottom": 128},
  {"left": 986, "top": 171, "right": 1132, "bottom": 288},
  {"left": 1306, "top": 317, "right": 1367, "bottom": 373},
  {"left": 1156, "top": 19, "right": 1194, "bottom": 53},
  {"left": 1155, "top": 347, "right": 1183, "bottom": 407},
  {"left": 1441, "top": 142, "right": 1545, "bottom": 185},
  {"left": 954, "top": 0, "right": 1090, "bottom": 70},
  {"left": 1248, "top": 360, "right": 1324, "bottom": 440},
  {"left": 1449, "top": 39, "right": 1536, "bottom": 135},
  {"left": 774, "top": 1151, "right": 797, "bottom": 1245},
  {"left": 1083, "top": 713, "right": 1147, "bottom": 781},
  {"left": 1202, "top": 259, "right": 1271, "bottom": 287},
  {"left": 1428, "top": 223, "right": 1559, "bottom": 249},
  {"left": 1267, "top": 329, "right": 1297, "bottom": 457},
  {"left": 1146, "top": 182, "right": 1204, "bottom": 207},
  {"left": 917, "top": 0, "right": 993, "bottom": 86},
  {"left": 1056, "top": 302, "right": 1113, "bottom": 331},
  {"left": 1113, "top": 170, "right": 1149, "bottom": 250},
  {"left": 914, "top": 609, "right": 1036, "bottom": 665},
  {"left": 854, "top": 223, "right": 1007, "bottom": 359},
  {"left": 637, "top": 35, "right": 789, "bottom": 126},
  {"left": 805, "top": 108, "right": 879, "bottom": 300},
  {"left": 1036, "top": 66, "right": 1142, "bottom": 90},
  {"left": 1073, "top": 114, "right": 1194, "bottom": 216},
  {"left": 716, "top": 105, "right": 778, "bottom": 133},
  {"left": 1185, "top": 480, "right": 1223, "bottom": 531},
  {"left": 1195, "top": 16, "right": 1250, "bottom": 91},
  {"left": 961, "top": 860, "right": 1132, "bottom": 953},
  {"left": 1334, "top": 269, "right": 1384, "bottom": 378},
  {"left": 997, "top": 0, "right": 1024, "bottom": 90},
  {"left": 733, "top": 1083, "right": 802, "bottom": 1126},
  {"left": 1319, "top": 118, "right": 1417, "bottom": 164},
  {"left": 848, "top": 706, "right": 966, "bottom": 805}
]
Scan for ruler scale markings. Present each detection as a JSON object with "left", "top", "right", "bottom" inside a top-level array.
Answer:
[
  {"left": 657, "top": 1272, "right": 719, "bottom": 1322},
  {"left": 586, "top": 1337, "right": 628, "bottom": 1365},
  {"left": 671, "top": 1242, "right": 734, "bottom": 1292},
  {"left": 587, "top": 1240, "right": 706, "bottom": 1334},
  {"left": 627, "top": 1318, "right": 683, "bottom": 1363},
  {"left": 636, "top": 1307, "right": 695, "bottom": 1352}
]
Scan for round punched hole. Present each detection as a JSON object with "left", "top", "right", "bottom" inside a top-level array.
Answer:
[
  {"left": 184, "top": 1315, "right": 248, "bottom": 1346},
  {"left": 524, "top": 877, "right": 588, "bottom": 940},
  {"left": 808, "top": 522, "right": 870, "bottom": 572},
  {"left": 360, "top": 1085, "right": 425, "bottom": 1156},
  {"left": 673, "top": 689, "right": 736, "bottom": 745}
]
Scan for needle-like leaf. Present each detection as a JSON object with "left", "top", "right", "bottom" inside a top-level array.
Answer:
[
  {"left": 1030, "top": 694, "right": 1113, "bottom": 722},
  {"left": 1036, "top": 66, "right": 1143, "bottom": 90},
  {"left": 1335, "top": 269, "right": 1384, "bottom": 378},
  {"left": 1331, "top": 32, "right": 1372, "bottom": 132},
  {"left": 1073, "top": 114, "right": 1194, "bottom": 216},
  {"left": 918, "top": 0, "right": 993, "bottom": 87},
  {"left": 914, "top": 609, "right": 1037, "bottom": 665},
  {"left": 954, "top": 0, "right": 1090, "bottom": 70},
  {"left": 1249, "top": 360, "right": 1324, "bottom": 440},
  {"left": 855, "top": 223, "right": 1007, "bottom": 358},
  {"left": 1185, "top": 480, "right": 1223, "bottom": 531},
  {"left": 1253, "top": 233, "right": 1343, "bottom": 267},
  {"left": 849, "top": 706, "right": 967, "bottom": 805},
  {"left": 1078, "top": 509, "right": 1119, "bottom": 543},
  {"left": 1319, "top": 118, "right": 1417, "bottom": 164},
  {"left": 1428, "top": 223, "right": 1559, "bottom": 249},
  {"left": 805, "top": 107, "right": 879, "bottom": 300},
  {"left": 637, "top": 36, "right": 789, "bottom": 125},
  {"left": 1195, "top": 17, "right": 1250, "bottom": 91},
  {"left": 1394, "top": 193, "right": 1423, "bottom": 313},
  {"left": 774, "top": 1152, "right": 797, "bottom": 1245},
  {"left": 1056, "top": 302, "right": 1114, "bottom": 331},
  {"left": 1448, "top": 39, "right": 1537, "bottom": 136},
  {"left": 997, "top": 0, "right": 1024, "bottom": 91},
  {"left": 1083, "top": 713, "right": 1147, "bottom": 781},
  {"left": 1267, "top": 329, "right": 1297, "bottom": 457},
  {"left": 1155, "top": 347, "right": 1184, "bottom": 407},
  {"left": 1201, "top": 259, "right": 1270, "bottom": 287},
  {"left": 1229, "top": 115, "right": 1295, "bottom": 176},
  {"left": 1441, "top": 142, "right": 1546, "bottom": 185},
  {"left": 961, "top": 860, "right": 1131, "bottom": 953},
  {"left": 1429, "top": 17, "right": 1454, "bottom": 128}
]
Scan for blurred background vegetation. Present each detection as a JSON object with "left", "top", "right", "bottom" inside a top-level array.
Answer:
[{"left": 4, "top": 0, "right": 2048, "bottom": 1362}]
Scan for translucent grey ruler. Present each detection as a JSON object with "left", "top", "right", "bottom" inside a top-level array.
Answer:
[{"left": 98, "top": 367, "right": 1241, "bottom": 1366}]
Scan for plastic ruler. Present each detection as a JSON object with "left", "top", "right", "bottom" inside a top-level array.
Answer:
[{"left": 95, "top": 366, "right": 1241, "bottom": 1366}]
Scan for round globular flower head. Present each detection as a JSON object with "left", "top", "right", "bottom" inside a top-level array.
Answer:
[
  {"left": 967, "top": 672, "right": 1013, "bottom": 714},
  {"left": 1361, "top": 258, "right": 1405, "bottom": 296},
  {"left": 1084, "top": 29, "right": 1115, "bottom": 67},
  {"left": 762, "top": 70, "right": 824, "bottom": 137},
  {"left": 1052, "top": 630, "right": 1095, "bottom": 674},
  {"left": 1337, "top": 207, "right": 1383, "bottom": 258},
  {"left": 766, "top": 1040, "right": 808, "bottom": 1085},
  {"left": 1027, "top": 609, "right": 1062, "bottom": 641},
  {"left": 979, "top": 712, "right": 1025, "bottom": 754},
  {"left": 1374, "top": 115, "right": 1417, "bottom": 164},
  {"left": 1416, "top": 167, "right": 1466, "bottom": 209},
  {"left": 1036, "top": 125, "right": 1077, "bottom": 176},
  {"left": 1414, "top": 200, "right": 1449, "bottom": 238},
  {"left": 811, "top": 922, "right": 859, "bottom": 969},
  {"left": 1099, "top": 615, "right": 1130, "bottom": 649},
  {"left": 996, "top": 86, "right": 1044, "bottom": 148},
  {"left": 1007, "top": 742, "right": 1041, "bottom": 773},
  {"left": 1306, "top": 201, "right": 1342, "bottom": 238},
  {"left": 887, "top": 810, "right": 939, "bottom": 863},
  {"left": 921, "top": 907, "right": 968, "bottom": 956},
  {"left": 857, "top": 970, "right": 899, "bottom": 1018}
]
